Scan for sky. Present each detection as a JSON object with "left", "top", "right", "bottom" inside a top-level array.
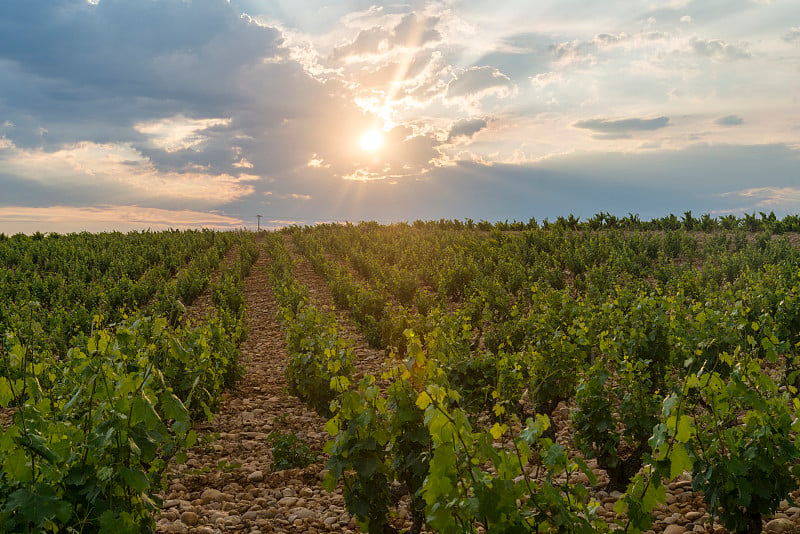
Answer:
[{"left": 0, "top": 0, "right": 799, "bottom": 233}]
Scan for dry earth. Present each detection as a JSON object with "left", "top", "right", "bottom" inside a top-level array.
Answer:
[{"left": 156, "top": 237, "right": 800, "bottom": 534}]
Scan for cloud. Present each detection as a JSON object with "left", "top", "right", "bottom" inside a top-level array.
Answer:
[
  {"left": 445, "top": 66, "right": 515, "bottom": 99},
  {"left": 548, "top": 32, "right": 632, "bottom": 66},
  {"left": 0, "top": 139, "right": 254, "bottom": 206},
  {"left": 2, "top": 1, "right": 799, "bottom": 232},
  {"left": 447, "top": 118, "right": 488, "bottom": 142},
  {"left": 134, "top": 115, "right": 231, "bottom": 153},
  {"left": 331, "top": 12, "right": 441, "bottom": 61},
  {"left": 689, "top": 37, "right": 751, "bottom": 59},
  {"left": 0, "top": 205, "right": 244, "bottom": 233},
  {"left": 573, "top": 116, "right": 670, "bottom": 135},
  {"left": 715, "top": 115, "right": 744, "bottom": 126},
  {"left": 393, "top": 13, "right": 441, "bottom": 48},
  {"left": 784, "top": 27, "right": 800, "bottom": 43},
  {"left": 332, "top": 27, "right": 390, "bottom": 60},
  {"left": 725, "top": 187, "right": 800, "bottom": 208}
]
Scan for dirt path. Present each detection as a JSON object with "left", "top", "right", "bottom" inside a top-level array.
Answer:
[
  {"left": 155, "top": 237, "right": 411, "bottom": 534},
  {"left": 156, "top": 245, "right": 347, "bottom": 534}
]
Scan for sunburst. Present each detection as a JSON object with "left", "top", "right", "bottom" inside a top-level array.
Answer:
[{"left": 360, "top": 130, "right": 383, "bottom": 151}]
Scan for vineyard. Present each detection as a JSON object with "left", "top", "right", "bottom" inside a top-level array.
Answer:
[{"left": 3, "top": 214, "right": 800, "bottom": 533}]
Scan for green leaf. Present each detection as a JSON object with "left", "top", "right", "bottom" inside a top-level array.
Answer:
[
  {"left": 119, "top": 466, "right": 150, "bottom": 493},
  {"left": 675, "top": 415, "right": 693, "bottom": 443},
  {"left": 543, "top": 443, "right": 566, "bottom": 470},
  {"left": 354, "top": 454, "right": 379, "bottom": 478},
  {"left": 0, "top": 377, "right": 14, "bottom": 406},
  {"left": 160, "top": 392, "right": 188, "bottom": 424},
  {"left": 669, "top": 442, "right": 693, "bottom": 478},
  {"left": 14, "top": 433, "right": 61, "bottom": 465},
  {"left": 6, "top": 485, "right": 71, "bottom": 526}
]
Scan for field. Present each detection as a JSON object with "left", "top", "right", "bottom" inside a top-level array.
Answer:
[{"left": 2, "top": 215, "right": 800, "bottom": 534}]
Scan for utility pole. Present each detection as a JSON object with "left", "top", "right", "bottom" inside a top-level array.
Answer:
[{"left": 256, "top": 214, "right": 262, "bottom": 232}]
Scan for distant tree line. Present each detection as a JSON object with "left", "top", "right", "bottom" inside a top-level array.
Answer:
[{"left": 407, "top": 211, "right": 800, "bottom": 234}]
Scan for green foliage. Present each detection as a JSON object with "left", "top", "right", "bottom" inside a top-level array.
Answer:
[
  {"left": 0, "top": 229, "right": 249, "bottom": 532},
  {"left": 687, "top": 351, "right": 799, "bottom": 533},
  {"left": 271, "top": 220, "right": 800, "bottom": 533},
  {"left": 0, "top": 323, "right": 198, "bottom": 533},
  {"left": 264, "top": 232, "right": 354, "bottom": 418},
  {"left": 268, "top": 431, "right": 318, "bottom": 471}
]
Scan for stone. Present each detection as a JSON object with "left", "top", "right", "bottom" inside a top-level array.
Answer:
[
  {"left": 685, "top": 511, "right": 703, "bottom": 521},
  {"left": 242, "top": 510, "right": 259, "bottom": 521},
  {"left": 663, "top": 525, "right": 687, "bottom": 534},
  {"left": 278, "top": 496, "right": 299, "bottom": 507},
  {"left": 200, "top": 488, "right": 223, "bottom": 504},
  {"left": 248, "top": 470, "right": 264, "bottom": 483},
  {"left": 766, "top": 518, "right": 795, "bottom": 533},
  {"left": 169, "top": 519, "right": 188, "bottom": 534},
  {"left": 180, "top": 511, "right": 199, "bottom": 526},
  {"left": 162, "top": 499, "right": 181, "bottom": 509},
  {"left": 290, "top": 507, "right": 316, "bottom": 520}
]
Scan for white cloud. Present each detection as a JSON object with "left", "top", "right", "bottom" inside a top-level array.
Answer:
[
  {"left": 307, "top": 154, "right": 330, "bottom": 168},
  {"left": 0, "top": 205, "right": 243, "bottom": 232},
  {"left": 1, "top": 139, "right": 253, "bottom": 204},
  {"left": 134, "top": 115, "right": 231, "bottom": 153},
  {"left": 726, "top": 187, "right": 800, "bottom": 207},
  {"left": 445, "top": 66, "right": 516, "bottom": 100}
]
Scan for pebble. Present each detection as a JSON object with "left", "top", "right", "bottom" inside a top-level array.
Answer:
[
  {"left": 663, "top": 525, "right": 686, "bottom": 534},
  {"left": 200, "top": 488, "right": 223, "bottom": 504},
  {"left": 290, "top": 507, "right": 316, "bottom": 520},
  {"left": 248, "top": 470, "right": 264, "bottom": 482},
  {"left": 766, "top": 518, "right": 795, "bottom": 533},
  {"left": 278, "top": 496, "right": 299, "bottom": 507},
  {"left": 685, "top": 511, "right": 703, "bottom": 521},
  {"left": 179, "top": 511, "right": 198, "bottom": 526}
]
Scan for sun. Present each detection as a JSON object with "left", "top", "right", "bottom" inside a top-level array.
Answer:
[{"left": 360, "top": 130, "right": 383, "bottom": 152}]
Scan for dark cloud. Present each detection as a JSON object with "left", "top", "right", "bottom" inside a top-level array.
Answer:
[
  {"left": 574, "top": 116, "right": 670, "bottom": 134},
  {"left": 715, "top": 115, "right": 744, "bottom": 126},
  {"left": 0, "top": 0, "right": 286, "bottom": 152},
  {"left": 447, "top": 118, "right": 488, "bottom": 142},
  {"left": 445, "top": 66, "right": 515, "bottom": 99},
  {"left": 784, "top": 27, "right": 800, "bottom": 43},
  {"left": 690, "top": 37, "right": 751, "bottom": 60}
]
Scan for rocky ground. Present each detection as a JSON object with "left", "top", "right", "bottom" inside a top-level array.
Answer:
[{"left": 155, "top": 238, "right": 800, "bottom": 534}]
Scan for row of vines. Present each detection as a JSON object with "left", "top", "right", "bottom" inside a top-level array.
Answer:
[
  {"left": 274, "top": 222, "right": 800, "bottom": 534},
  {"left": 0, "top": 230, "right": 258, "bottom": 532}
]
